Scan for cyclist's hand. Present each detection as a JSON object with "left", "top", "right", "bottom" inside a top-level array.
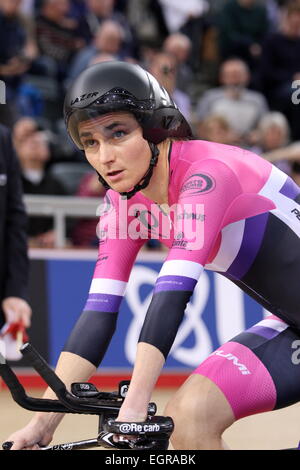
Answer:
[
  {"left": 4, "top": 421, "right": 53, "bottom": 450},
  {"left": 113, "top": 409, "right": 147, "bottom": 443}
]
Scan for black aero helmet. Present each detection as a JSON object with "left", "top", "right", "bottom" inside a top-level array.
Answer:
[
  {"left": 63, "top": 60, "right": 192, "bottom": 198},
  {"left": 64, "top": 60, "right": 192, "bottom": 148}
]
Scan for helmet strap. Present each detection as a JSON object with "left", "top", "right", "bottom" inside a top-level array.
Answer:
[{"left": 96, "top": 142, "right": 159, "bottom": 199}]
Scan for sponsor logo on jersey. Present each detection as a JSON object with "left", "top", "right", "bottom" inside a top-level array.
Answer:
[
  {"left": 97, "top": 254, "right": 109, "bottom": 264},
  {"left": 172, "top": 239, "right": 188, "bottom": 249},
  {"left": 95, "top": 198, "right": 204, "bottom": 248},
  {"left": 172, "top": 231, "right": 188, "bottom": 249},
  {"left": 180, "top": 173, "right": 215, "bottom": 196},
  {"left": 176, "top": 211, "right": 205, "bottom": 221},
  {"left": 211, "top": 350, "right": 251, "bottom": 375},
  {"left": 291, "top": 208, "right": 300, "bottom": 221}
]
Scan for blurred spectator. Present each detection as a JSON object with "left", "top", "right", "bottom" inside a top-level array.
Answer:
[
  {"left": 89, "top": 53, "right": 116, "bottom": 67},
  {"left": 67, "top": 20, "right": 126, "bottom": 83},
  {"left": 162, "top": 33, "right": 194, "bottom": 93},
  {"left": 31, "top": 0, "right": 88, "bottom": 124},
  {"left": 197, "top": 114, "right": 241, "bottom": 146},
  {"left": 208, "top": 0, "right": 234, "bottom": 17},
  {"left": 20, "top": 0, "right": 35, "bottom": 16},
  {"left": 260, "top": 1, "right": 300, "bottom": 140},
  {"left": 114, "top": 0, "right": 127, "bottom": 14},
  {"left": 13, "top": 114, "right": 61, "bottom": 159},
  {"left": 13, "top": 116, "right": 39, "bottom": 145},
  {"left": 210, "top": 0, "right": 279, "bottom": 31},
  {"left": 216, "top": 0, "right": 269, "bottom": 75},
  {"left": 67, "top": 0, "right": 89, "bottom": 24},
  {"left": 77, "top": 0, "right": 135, "bottom": 57},
  {"left": 250, "top": 111, "right": 300, "bottom": 177},
  {"left": 158, "top": 0, "right": 208, "bottom": 33},
  {"left": 13, "top": 118, "right": 66, "bottom": 248},
  {"left": 35, "top": 0, "right": 84, "bottom": 81},
  {"left": 126, "top": 0, "right": 168, "bottom": 49},
  {"left": 265, "top": 0, "right": 281, "bottom": 31},
  {"left": 0, "top": 0, "right": 38, "bottom": 127},
  {"left": 158, "top": 0, "right": 209, "bottom": 71},
  {"left": 249, "top": 111, "right": 292, "bottom": 174},
  {"left": 71, "top": 172, "right": 106, "bottom": 247},
  {"left": 195, "top": 58, "right": 268, "bottom": 141},
  {"left": 148, "top": 51, "right": 192, "bottom": 121}
]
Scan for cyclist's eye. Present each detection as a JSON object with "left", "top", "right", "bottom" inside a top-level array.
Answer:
[
  {"left": 82, "top": 139, "right": 97, "bottom": 149},
  {"left": 113, "top": 130, "right": 126, "bottom": 138}
]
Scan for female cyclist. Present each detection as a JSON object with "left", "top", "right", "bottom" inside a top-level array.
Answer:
[{"left": 5, "top": 61, "right": 300, "bottom": 450}]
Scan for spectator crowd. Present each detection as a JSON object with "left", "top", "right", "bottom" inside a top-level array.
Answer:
[{"left": 2, "top": 0, "right": 300, "bottom": 248}]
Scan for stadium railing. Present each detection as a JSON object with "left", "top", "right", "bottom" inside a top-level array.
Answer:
[{"left": 23, "top": 194, "right": 102, "bottom": 248}]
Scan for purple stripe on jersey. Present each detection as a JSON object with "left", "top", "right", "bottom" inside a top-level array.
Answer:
[
  {"left": 154, "top": 275, "right": 197, "bottom": 293},
  {"left": 279, "top": 176, "right": 300, "bottom": 200},
  {"left": 227, "top": 213, "right": 269, "bottom": 280},
  {"left": 246, "top": 325, "right": 281, "bottom": 340},
  {"left": 84, "top": 293, "right": 123, "bottom": 313}
]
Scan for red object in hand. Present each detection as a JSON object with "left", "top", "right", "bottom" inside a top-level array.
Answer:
[{"left": 0, "top": 321, "right": 29, "bottom": 344}]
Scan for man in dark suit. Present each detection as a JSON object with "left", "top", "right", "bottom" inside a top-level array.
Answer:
[{"left": 0, "top": 124, "right": 31, "bottom": 334}]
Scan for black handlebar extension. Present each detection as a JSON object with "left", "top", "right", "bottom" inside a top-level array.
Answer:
[
  {"left": 20, "top": 343, "right": 127, "bottom": 415},
  {"left": 20, "top": 343, "right": 67, "bottom": 395},
  {"left": 1, "top": 343, "right": 156, "bottom": 416},
  {"left": 0, "top": 360, "right": 71, "bottom": 413}
]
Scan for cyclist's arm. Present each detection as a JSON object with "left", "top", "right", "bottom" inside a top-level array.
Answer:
[
  {"left": 118, "top": 343, "right": 164, "bottom": 421},
  {"left": 62, "top": 192, "right": 146, "bottom": 367}
]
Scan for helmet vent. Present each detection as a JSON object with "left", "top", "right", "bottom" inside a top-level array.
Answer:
[{"left": 93, "top": 88, "right": 155, "bottom": 110}]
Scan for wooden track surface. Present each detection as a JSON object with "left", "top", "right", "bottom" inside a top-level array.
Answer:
[{"left": 1, "top": 388, "right": 299, "bottom": 450}]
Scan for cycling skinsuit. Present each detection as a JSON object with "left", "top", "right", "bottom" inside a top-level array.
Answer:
[{"left": 64, "top": 140, "right": 300, "bottom": 421}]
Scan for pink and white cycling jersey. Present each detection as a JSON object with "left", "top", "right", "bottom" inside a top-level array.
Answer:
[
  {"left": 85, "top": 140, "right": 300, "bottom": 328},
  {"left": 66, "top": 139, "right": 300, "bottom": 421}
]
